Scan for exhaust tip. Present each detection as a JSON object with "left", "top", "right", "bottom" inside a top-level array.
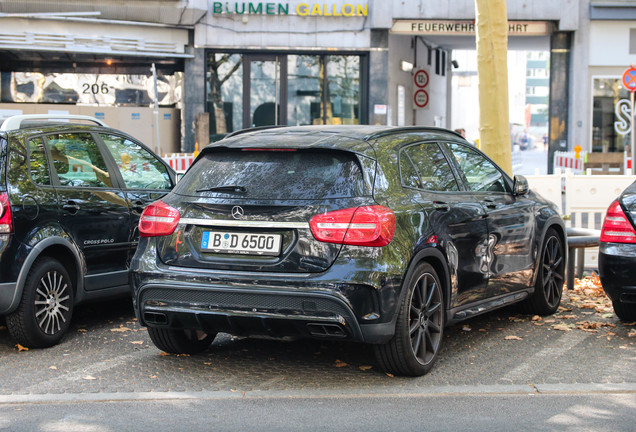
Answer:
[{"left": 144, "top": 311, "right": 168, "bottom": 325}]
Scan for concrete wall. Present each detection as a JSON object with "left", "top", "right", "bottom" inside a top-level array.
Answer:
[{"left": 0, "top": 103, "right": 181, "bottom": 154}]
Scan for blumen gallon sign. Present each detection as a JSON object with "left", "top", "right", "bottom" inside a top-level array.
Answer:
[{"left": 211, "top": 2, "right": 368, "bottom": 17}]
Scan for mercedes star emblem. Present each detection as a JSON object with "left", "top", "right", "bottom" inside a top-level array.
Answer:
[{"left": 231, "top": 206, "right": 244, "bottom": 219}]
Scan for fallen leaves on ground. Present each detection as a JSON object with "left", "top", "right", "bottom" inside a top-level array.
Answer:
[
  {"left": 110, "top": 326, "right": 131, "bottom": 332},
  {"left": 334, "top": 359, "right": 348, "bottom": 368},
  {"left": 504, "top": 335, "right": 522, "bottom": 340},
  {"left": 15, "top": 344, "right": 28, "bottom": 352}
]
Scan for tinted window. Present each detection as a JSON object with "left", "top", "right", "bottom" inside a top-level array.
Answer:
[
  {"left": 174, "top": 150, "right": 366, "bottom": 199},
  {"left": 447, "top": 143, "right": 508, "bottom": 192},
  {"left": 46, "top": 133, "right": 113, "bottom": 188},
  {"left": 28, "top": 137, "right": 50, "bottom": 185},
  {"left": 100, "top": 134, "right": 172, "bottom": 190},
  {"left": 400, "top": 142, "right": 458, "bottom": 191}
]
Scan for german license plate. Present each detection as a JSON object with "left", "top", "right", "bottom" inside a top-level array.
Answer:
[{"left": 200, "top": 231, "right": 282, "bottom": 256}]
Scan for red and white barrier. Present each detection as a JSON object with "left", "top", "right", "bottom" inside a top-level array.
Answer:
[
  {"left": 553, "top": 151, "right": 584, "bottom": 173},
  {"left": 163, "top": 153, "right": 195, "bottom": 173}
]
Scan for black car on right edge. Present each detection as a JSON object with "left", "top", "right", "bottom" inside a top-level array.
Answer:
[
  {"left": 130, "top": 125, "right": 567, "bottom": 376},
  {"left": 599, "top": 180, "right": 636, "bottom": 322}
]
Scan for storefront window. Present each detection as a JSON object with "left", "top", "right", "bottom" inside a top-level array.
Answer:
[
  {"left": 207, "top": 53, "right": 243, "bottom": 141},
  {"left": 207, "top": 52, "right": 363, "bottom": 140},
  {"left": 592, "top": 77, "right": 630, "bottom": 152},
  {"left": 326, "top": 55, "right": 360, "bottom": 125},
  {"left": 1, "top": 72, "right": 182, "bottom": 106},
  {"left": 288, "top": 55, "right": 322, "bottom": 126}
]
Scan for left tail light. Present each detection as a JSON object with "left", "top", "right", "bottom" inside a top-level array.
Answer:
[
  {"left": 139, "top": 200, "right": 180, "bottom": 237},
  {"left": 0, "top": 193, "right": 13, "bottom": 234},
  {"left": 309, "top": 205, "right": 395, "bottom": 247}
]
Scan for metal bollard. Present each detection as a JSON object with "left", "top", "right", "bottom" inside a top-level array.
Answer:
[{"left": 565, "top": 227, "right": 601, "bottom": 290}]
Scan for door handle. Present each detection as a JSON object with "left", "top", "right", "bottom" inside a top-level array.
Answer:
[
  {"left": 62, "top": 200, "right": 80, "bottom": 214},
  {"left": 433, "top": 201, "right": 450, "bottom": 212},
  {"left": 483, "top": 198, "right": 498, "bottom": 209},
  {"left": 132, "top": 200, "right": 146, "bottom": 214}
]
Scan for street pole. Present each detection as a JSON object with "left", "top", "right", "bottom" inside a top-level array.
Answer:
[
  {"left": 632, "top": 90, "right": 635, "bottom": 174},
  {"left": 151, "top": 63, "right": 161, "bottom": 156}
]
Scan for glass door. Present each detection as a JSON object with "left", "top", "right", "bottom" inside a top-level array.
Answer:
[{"left": 243, "top": 55, "right": 287, "bottom": 128}]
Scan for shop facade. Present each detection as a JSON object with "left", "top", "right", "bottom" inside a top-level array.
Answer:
[
  {"left": 580, "top": 4, "right": 636, "bottom": 156},
  {"left": 0, "top": 0, "right": 623, "bottom": 169},
  {"left": 0, "top": 4, "right": 198, "bottom": 155}
]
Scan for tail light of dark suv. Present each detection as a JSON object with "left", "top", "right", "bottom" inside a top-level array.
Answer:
[
  {"left": 0, "top": 193, "right": 13, "bottom": 234},
  {"left": 309, "top": 205, "right": 395, "bottom": 247},
  {"left": 139, "top": 200, "right": 180, "bottom": 237},
  {"left": 600, "top": 200, "right": 636, "bottom": 244}
]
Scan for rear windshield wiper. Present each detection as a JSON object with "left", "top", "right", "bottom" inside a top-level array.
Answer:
[{"left": 196, "top": 185, "right": 247, "bottom": 193}]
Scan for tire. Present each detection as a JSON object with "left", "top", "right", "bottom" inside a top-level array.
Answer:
[
  {"left": 148, "top": 327, "right": 216, "bottom": 354},
  {"left": 523, "top": 228, "right": 565, "bottom": 315},
  {"left": 374, "top": 262, "right": 445, "bottom": 377},
  {"left": 6, "top": 257, "right": 74, "bottom": 348},
  {"left": 612, "top": 300, "right": 636, "bottom": 322}
]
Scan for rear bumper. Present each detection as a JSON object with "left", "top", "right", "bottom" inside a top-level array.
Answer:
[
  {"left": 131, "top": 264, "right": 401, "bottom": 344},
  {"left": 598, "top": 243, "right": 636, "bottom": 304},
  {"left": 137, "top": 281, "right": 367, "bottom": 341}
]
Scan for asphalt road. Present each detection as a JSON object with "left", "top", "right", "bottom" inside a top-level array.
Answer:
[{"left": 0, "top": 288, "right": 634, "bottom": 431}]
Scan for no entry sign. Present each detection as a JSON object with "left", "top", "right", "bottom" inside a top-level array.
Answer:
[{"left": 414, "top": 89, "right": 429, "bottom": 109}]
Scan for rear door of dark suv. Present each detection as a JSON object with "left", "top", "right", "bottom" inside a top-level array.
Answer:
[
  {"left": 44, "top": 131, "right": 132, "bottom": 290},
  {"left": 159, "top": 147, "right": 374, "bottom": 273}
]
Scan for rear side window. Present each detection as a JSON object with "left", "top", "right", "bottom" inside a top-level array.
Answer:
[
  {"left": 400, "top": 142, "right": 459, "bottom": 191},
  {"left": 174, "top": 149, "right": 366, "bottom": 199}
]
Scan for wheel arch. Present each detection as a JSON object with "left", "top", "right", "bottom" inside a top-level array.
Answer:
[
  {"left": 11, "top": 237, "right": 84, "bottom": 312},
  {"left": 402, "top": 246, "right": 451, "bottom": 312},
  {"left": 531, "top": 217, "right": 567, "bottom": 287}
]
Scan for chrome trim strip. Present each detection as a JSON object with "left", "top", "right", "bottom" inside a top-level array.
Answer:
[{"left": 179, "top": 217, "right": 309, "bottom": 229}]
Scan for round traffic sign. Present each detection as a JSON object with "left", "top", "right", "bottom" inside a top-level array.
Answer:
[
  {"left": 622, "top": 65, "right": 636, "bottom": 92},
  {"left": 414, "top": 69, "right": 429, "bottom": 88},
  {"left": 414, "top": 89, "right": 429, "bottom": 108}
]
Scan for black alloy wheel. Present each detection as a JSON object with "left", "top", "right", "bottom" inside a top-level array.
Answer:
[
  {"left": 148, "top": 327, "right": 217, "bottom": 355},
  {"left": 524, "top": 228, "right": 564, "bottom": 315},
  {"left": 375, "top": 262, "right": 444, "bottom": 376},
  {"left": 6, "top": 257, "right": 74, "bottom": 348}
]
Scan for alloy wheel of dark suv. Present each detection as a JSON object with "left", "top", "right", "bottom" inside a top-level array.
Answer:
[
  {"left": 130, "top": 125, "right": 566, "bottom": 376},
  {"left": 0, "top": 114, "right": 175, "bottom": 347}
]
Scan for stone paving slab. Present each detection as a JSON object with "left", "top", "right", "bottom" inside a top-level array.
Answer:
[{"left": 0, "top": 290, "right": 634, "bottom": 396}]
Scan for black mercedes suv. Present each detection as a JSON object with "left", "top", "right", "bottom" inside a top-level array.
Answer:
[
  {"left": 0, "top": 114, "right": 175, "bottom": 348},
  {"left": 130, "top": 125, "right": 566, "bottom": 376}
]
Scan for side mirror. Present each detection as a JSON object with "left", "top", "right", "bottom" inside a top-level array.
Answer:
[{"left": 513, "top": 175, "right": 529, "bottom": 196}]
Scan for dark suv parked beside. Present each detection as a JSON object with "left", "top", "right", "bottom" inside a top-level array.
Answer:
[
  {"left": 0, "top": 114, "right": 175, "bottom": 348},
  {"left": 130, "top": 125, "right": 566, "bottom": 376}
]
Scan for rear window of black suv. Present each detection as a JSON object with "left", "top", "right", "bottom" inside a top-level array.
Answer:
[{"left": 173, "top": 149, "right": 367, "bottom": 200}]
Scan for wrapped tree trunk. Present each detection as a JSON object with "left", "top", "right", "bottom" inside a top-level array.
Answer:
[{"left": 475, "top": 0, "right": 512, "bottom": 175}]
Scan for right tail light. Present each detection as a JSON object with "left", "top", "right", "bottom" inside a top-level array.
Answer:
[
  {"left": 600, "top": 200, "right": 636, "bottom": 244},
  {"left": 309, "top": 205, "right": 395, "bottom": 247}
]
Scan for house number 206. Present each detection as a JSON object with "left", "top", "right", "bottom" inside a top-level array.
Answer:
[{"left": 82, "top": 83, "right": 110, "bottom": 94}]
